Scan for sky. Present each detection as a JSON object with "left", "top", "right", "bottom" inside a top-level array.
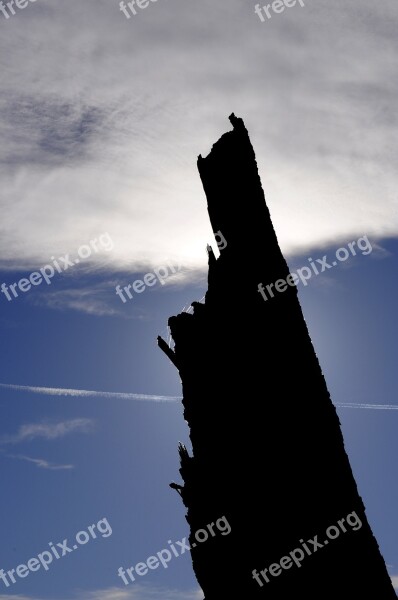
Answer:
[{"left": 0, "top": 0, "right": 397, "bottom": 598}]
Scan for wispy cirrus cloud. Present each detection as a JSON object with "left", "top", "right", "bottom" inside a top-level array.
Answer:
[
  {"left": 84, "top": 587, "right": 202, "bottom": 600},
  {"left": 0, "top": 585, "right": 202, "bottom": 600},
  {"left": 6, "top": 454, "right": 74, "bottom": 470},
  {"left": 0, "top": 417, "right": 94, "bottom": 444},
  {"left": 35, "top": 285, "right": 123, "bottom": 318}
]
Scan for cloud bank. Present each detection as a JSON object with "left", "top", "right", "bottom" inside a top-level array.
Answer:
[{"left": 0, "top": 0, "right": 397, "bottom": 277}]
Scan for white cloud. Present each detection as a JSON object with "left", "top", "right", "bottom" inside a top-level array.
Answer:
[
  {"left": 36, "top": 286, "right": 124, "bottom": 318},
  {"left": 84, "top": 586, "right": 202, "bottom": 600},
  {"left": 0, "top": 418, "right": 94, "bottom": 444},
  {"left": 6, "top": 454, "right": 74, "bottom": 470},
  {"left": 0, "top": 585, "right": 202, "bottom": 600},
  {"left": 0, "top": 596, "right": 34, "bottom": 600},
  {"left": 0, "top": 0, "right": 396, "bottom": 280},
  {"left": 30, "top": 270, "right": 196, "bottom": 317}
]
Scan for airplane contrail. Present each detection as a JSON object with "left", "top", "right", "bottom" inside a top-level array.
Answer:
[
  {"left": 335, "top": 402, "right": 398, "bottom": 410},
  {"left": 0, "top": 383, "right": 396, "bottom": 410},
  {"left": 0, "top": 383, "right": 180, "bottom": 402}
]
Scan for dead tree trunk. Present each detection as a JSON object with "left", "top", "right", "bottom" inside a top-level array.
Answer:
[{"left": 159, "top": 114, "right": 395, "bottom": 599}]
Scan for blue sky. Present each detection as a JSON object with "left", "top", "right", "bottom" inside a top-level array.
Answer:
[
  {"left": 0, "top": 0, "right": 398, "bottom": 598},
  {"left": 0, "top": 237, "right": 397, "bottom": 599}
]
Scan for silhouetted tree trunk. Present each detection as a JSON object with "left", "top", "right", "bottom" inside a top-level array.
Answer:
[{"left": 159, "top": 114, "right": 396, "bottom": 599}]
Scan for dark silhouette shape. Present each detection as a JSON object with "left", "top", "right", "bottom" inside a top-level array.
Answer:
[
  {"left": 169, "top": 482, "right": 184, "bottom": 496},
  {"left": 158, "top": 114, "right": 396, "bottom": 598},
  {"left": 157, "top": 335, "right": 179, "bottom": 368}
]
